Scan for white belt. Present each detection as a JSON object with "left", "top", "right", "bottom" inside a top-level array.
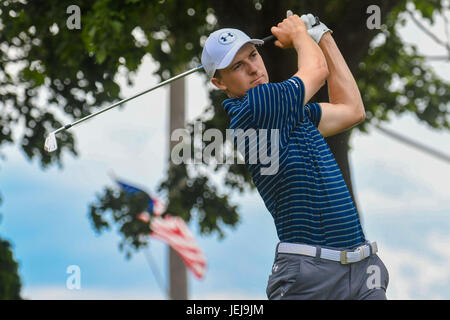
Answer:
[{"left": 277, "top": 241, "right": 378, "bottom": 265}]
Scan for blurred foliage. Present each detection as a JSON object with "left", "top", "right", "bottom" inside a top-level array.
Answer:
[
  {"left": 0, "top": 238, "right": 22, "bottom": 299},
  {"left": 357, "top": 1, "right": 450, "bottom": 131},
  {"left": 158, "top": 162, "right": 240, "bottom": 237},
  {"left": 0, "top": 213, "right": 22, "bottom": 300},
  {"left": 0, "top": 0, "right": 449, "bottom": 259},
  {"left": 89, "top": 188, "right": 151, "bottom": 258}
]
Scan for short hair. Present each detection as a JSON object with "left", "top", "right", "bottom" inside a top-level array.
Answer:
[{"left": 213, "top": 69, "right": 221, "bottom": 79}]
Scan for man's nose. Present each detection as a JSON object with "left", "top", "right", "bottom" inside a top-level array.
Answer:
[{"left": 247, "top": 61, "right": 258, "bottom": 74}]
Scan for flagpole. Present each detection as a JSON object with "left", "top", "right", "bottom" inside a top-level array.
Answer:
[
  {"left": 143, "top": 245, "right": 169, "bottom": 298},
  {"left": 168, "top": 72, "right": 188, "bottom": 300}
]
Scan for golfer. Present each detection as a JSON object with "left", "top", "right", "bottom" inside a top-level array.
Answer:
[{"left": 201, "top": 14, "right": 389, "bottom": 299}]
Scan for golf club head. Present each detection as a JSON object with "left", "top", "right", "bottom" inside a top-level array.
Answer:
[{"left": 44, "top": 132, "right": 58, "bottom": 153}]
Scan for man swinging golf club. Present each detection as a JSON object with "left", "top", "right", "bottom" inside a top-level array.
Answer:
[{"left": 201, "top": 14, "right": 389, "bottom": 299}]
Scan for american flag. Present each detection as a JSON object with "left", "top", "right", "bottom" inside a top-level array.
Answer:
[
  {"left": 115, "top": 178, "right": 207, "bottom": 279},
  {"left": 138, "top": 212, "right": 207, "bottom": 279}
]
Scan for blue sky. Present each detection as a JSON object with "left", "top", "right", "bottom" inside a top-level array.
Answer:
[{"left": 1, "top": 8, "right": 449, "bottom": 299}]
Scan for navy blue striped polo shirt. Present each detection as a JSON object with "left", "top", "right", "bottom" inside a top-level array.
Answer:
[{"left": 223, "top": 76, "right": 366, "bottom": 249}]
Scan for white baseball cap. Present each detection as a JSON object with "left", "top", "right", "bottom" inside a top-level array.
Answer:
[{"left": 201, "top": 28, "right": 264, "bottom": 78}]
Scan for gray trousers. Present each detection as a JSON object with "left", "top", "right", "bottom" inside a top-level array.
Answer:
[{"left": 266, "top": 243, "right": 389, "bottom": 300}]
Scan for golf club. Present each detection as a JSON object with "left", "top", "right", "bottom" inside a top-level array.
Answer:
[
  {"left": 44, "top": 65, "right": 204, "bottom": 152},
  {"left": 44, "top": 16, "right": 320, "bottom": 153}
]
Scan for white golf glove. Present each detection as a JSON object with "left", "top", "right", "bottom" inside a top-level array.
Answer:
[{"left": 300, "top": 13, "right": 332, "bottom": 43}]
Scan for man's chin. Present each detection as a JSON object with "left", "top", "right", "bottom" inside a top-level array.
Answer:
[{"left": 250, "top": 77, "right": 267, "bottom": 88}]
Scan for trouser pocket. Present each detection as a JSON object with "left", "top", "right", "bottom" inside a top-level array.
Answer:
[{"left": 266, "top": 253, "right": 300, "bottom": 300}]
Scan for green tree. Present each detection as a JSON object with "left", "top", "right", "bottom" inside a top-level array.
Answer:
[
  {"left": 0, "top": 238, "right": 22, "bottom": 300},
  {"left": 0, "top": 0, "right": 449, "bottom": 294},
  {"left": 0, "top": 212, "right": 22, "bottom": 299}
]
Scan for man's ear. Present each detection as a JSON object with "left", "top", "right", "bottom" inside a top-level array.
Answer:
[{"left": 211, "top": 77, "right": 227, "bottom": 91}]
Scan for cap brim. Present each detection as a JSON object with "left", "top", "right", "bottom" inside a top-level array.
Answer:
[{"left": 216, "top": 39, "right": 264, "bottom": 71}]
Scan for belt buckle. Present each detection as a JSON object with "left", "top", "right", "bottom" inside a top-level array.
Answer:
[
  {"left": 340, "top": 250, "right": 349, "bottom": 264},
  {"left": 356, "top": 244, "right": 367, "bottom": 259}
]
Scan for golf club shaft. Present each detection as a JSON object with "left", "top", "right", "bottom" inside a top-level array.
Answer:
[
  {"left": 262, "top": 35, "right": 276, "bottom": 43},
  {"left": 53, "top": 64, "right": 204, "bottom": 135}
]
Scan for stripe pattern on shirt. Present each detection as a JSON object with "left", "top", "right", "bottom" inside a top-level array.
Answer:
[{"left": 223, "top": 76, "right": 365, "bottom": 250}]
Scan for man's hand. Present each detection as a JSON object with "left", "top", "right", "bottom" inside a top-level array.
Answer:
[
  {"left": 271, "top": 13, "right": 329, "bottom": 104},
  {"left": 270, "top": 14, "right": 309, "bottom": 49},
  {"left": 300, "top": 13, "right": 332, "bottom": 44}
]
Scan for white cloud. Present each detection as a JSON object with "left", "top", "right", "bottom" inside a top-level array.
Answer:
[
  {"left": 350, "top": 115, "right": 450, "bottom": 216},
  {"left": 379, "top": 232, "right": 450, "bottom": 299},
  {"left": 427, "top": 232, "right": 450, "bottom": 262}
]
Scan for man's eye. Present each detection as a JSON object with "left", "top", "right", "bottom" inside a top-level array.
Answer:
[{"left": 233, "top": 64, "right": 241, "bottom": 70}]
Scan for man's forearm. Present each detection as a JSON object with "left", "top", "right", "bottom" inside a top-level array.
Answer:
[
  {"left": 292, "top": 31, "right": 329, "bottom": 103},
  {"left": 294, "top": 32, "right": 328, "bottom": 75},
  {"left": 319, "top": 33, "right": 364, "bottom": 113}
]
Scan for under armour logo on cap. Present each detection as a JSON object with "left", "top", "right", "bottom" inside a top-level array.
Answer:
[
  {"left": 218, "top": 31, "right": 236, "bottom": 45},
  {"left": 201, "top": 28, "right": 264, "bottom": 78}
]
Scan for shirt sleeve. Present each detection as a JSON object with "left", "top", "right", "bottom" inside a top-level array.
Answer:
[
  {"left": 248, "top": 76, "right": 306, "bottom": 145},
  {"left": 304, "top": 102, "right": 322, "bottom": 128}
]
